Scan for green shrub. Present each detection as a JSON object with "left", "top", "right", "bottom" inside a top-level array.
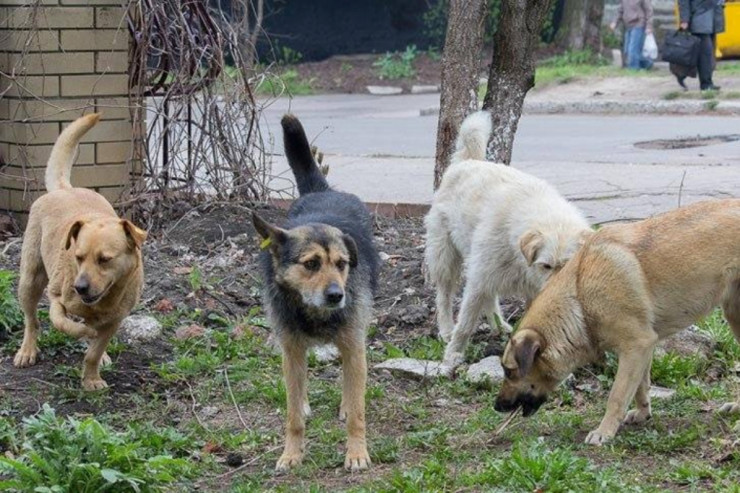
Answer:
[
  {"left": 0, "top": 270, "right": 23, "bottom": 331},
  {"left": 0, "top": 405, "right": 195, "bottom": 492},
  {"left": 373, "top": 45, "right": 418, "bottom": 80}
]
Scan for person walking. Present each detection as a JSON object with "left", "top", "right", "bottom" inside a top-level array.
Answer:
[
  {"left": 611, "top": 0, "right": 655, "bottom": 70},
  {"left": 678, "top": 0, "right": 726, "bottom": 91}
]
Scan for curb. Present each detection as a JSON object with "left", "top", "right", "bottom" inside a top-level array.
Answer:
[
  {"left": 269, "top": 198, "right": 430, "bottom": 218},
  {"left": 420, "top": 99, "right": 740, "bottom": 116}
]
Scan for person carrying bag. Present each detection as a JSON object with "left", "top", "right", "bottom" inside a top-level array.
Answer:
[{"left": 676, "top": 0, "right": 726, "bottom": 91}]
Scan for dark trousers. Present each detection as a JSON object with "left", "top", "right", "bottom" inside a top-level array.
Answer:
[{"left": 694, "top": 33, "right": 715, "bottom": 88}]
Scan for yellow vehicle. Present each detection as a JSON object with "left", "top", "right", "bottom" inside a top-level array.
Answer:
[
  {"left": 717, "top": 0, "right": 740, "bottom": 58},
  {"left": 674, "top": 1, "right": 740, "bottom": 58}
]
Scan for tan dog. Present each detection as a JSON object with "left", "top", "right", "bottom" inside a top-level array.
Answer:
[
  {"left": 13, "top": 114, "right": 147, "bottom": 390},
  {"left": 495, "top": 199, "right": 740, "bottom": 445}
]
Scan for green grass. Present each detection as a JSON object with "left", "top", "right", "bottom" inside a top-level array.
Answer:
[
  {"left": 1, "top": 284, "right": 738, "bottom": 492},
  {"left": 255, "top": 69, "right": 314, "bottom": 96},
  {"left": 0, "top": 405, "right": 195, "bottom": 492},
  {"left": 717, "top": 61, "right": 740, "bottom": 74}
]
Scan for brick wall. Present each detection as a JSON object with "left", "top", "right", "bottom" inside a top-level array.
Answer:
[{"left": 0, "top": 0, "right": 133, "bottom": 224}]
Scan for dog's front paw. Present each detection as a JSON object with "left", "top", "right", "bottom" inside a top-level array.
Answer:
[
  {"left": 302, "top": 400, "right": 312, "bottom": 419},
  {"left": 13, "top": 346, "right": 39, "bottom": 368},
  {"left": 344, "top": 447, "right": 371, "bottom": 472},
  {"left": 584, "top": 429, "right": 615, "bottom": 446},
  {"left": 275, "top": 452, "right": 303, "bottom": 473},
  {"left": 623, "top": 408, "right": 652, "bottom": 425},
  {"left": 82, "top": 378, "right": 108, "bottom": 391},
  {"left": 718, "top": 401, "right": 740, "bottom": 415}
]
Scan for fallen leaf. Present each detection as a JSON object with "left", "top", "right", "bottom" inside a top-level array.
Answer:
[
  {"left": 174, "top": 266, "right": 193, "bottom": 275},
  {"left": 154, "top": 298, "right": 174, "bottom": 313}
]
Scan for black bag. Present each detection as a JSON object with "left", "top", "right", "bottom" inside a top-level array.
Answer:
[{"left": 661, "top": 30, "right": 700, "bottom": 67}]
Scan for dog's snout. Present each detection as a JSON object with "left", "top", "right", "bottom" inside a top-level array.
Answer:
[
  {"left": 74, "top": 277, "right": 90, "bottom": 296},
  {"left": 494, "top": 397, "right": 516, "bottom": 413},
  {"left": 325, "top": 283, "right": 344, "bottom": 305}
]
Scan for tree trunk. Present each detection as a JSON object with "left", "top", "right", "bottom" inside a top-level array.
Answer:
[
  {"left": 433, "top": 0, "right": 487, "bottom": 189},
  {"left": 555, "top": 0, "right": 604, "bottom": 53},
  {"left": 482, "top": 0, "right": 555, "bottom": 164}
]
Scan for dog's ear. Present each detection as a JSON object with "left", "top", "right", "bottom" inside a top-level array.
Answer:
[
  {"left": 513, "top": 330, "right": 543, "bottom": 378},
  {"left": 519, "top": 230, "right": 544, "bottom": 266},
  {"left": 252, "top": 212, "right": 287, "bottom": 253},
  {"left": 121, "top": 220, "right": 147, "bottom": 249},
  {"left": 65, "top": 220, "right": 85, "bottom": 250},
  {"left": 342, "top": 234, "right": 358, "bottom": 268}
]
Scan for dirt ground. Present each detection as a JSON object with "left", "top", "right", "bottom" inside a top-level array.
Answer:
[{"left": 0, "top": 204, "right": 513, "bottom": 419}]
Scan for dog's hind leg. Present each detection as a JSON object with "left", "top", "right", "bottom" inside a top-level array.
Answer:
[
  {"left": 624, "top": 353, "right": 653, "bottom": 424},
  {"left": 276, "top": 337, "right": 309, "bottom": 472},
  {"left": 425, "top": 217, "right": 462, "bottom": 342},
  {"left": 719, "top": 278, "right": 740, "bottom": 415},
  {"left": 337, "top": 330, "right": 371, "bottom": 471},
  {"left": 486, "top": 296, "right": 513, "bottom": 334},
  {"left": 443, "top": 272, "right": 494, "bottom": 367},
  {"left": 14, "top": 237, "right": 48, "bottom": 368}
]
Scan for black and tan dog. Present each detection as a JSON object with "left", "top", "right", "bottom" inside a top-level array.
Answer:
[
  {"left": 494, "top": 199, "right": 740, "bottom": 445},
  {"left": 252, "top": 115, "right": 379, "bottom": 472}
]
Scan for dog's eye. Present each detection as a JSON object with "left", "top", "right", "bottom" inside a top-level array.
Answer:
[
  {"left": 75, "top": 255, "right": 84, "bottom": 263},
  {"left": 303, "top": 258, "right": 320, "bottom": 271},
  {"left": 98, "top": 255, "right": 112, "bottom": 264},
  {"left": 542, "top": 263, "right": 552, "bottom": 270},
  {"left": 336, "top": 259, "right": 347, "bottom": 270}
]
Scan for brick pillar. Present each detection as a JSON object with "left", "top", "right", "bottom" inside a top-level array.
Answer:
[{"left": 0, "top": 1, "right": 133, "bottom": 224}]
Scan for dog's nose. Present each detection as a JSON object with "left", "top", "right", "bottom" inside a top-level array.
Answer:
[
  {"left": 74, "top": 278, "right": 90, "bottom": 296},
  {"left": 325, "top": 283, "right": 344, "bottom": 305},
  {"left": 494, "top": 398, "right": 514, "bottom": 413}
]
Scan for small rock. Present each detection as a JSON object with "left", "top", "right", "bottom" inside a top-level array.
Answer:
[
  {"left": 379, "top": 252, "right": 391, "bottom": 261},
  {"left": 649, "top": 385, "right": 676, "bottom": 400},
  {"left": 118, "top": 315, "right": 162, "bottom": 344},
  {"left": 432, "top": 398, "right": 452, "bottom": 408},
  {"left": 366, "top": 85, "right": 403, "bottom": 96},
  {"left": 374, "top": 358, "right": 452, "bottom": 380},
  {"left": 174, "top": 266, "right": 193, "bottom": 275},
  {"left": 312, "top": 344, "right": 339, "bottom": 363},
  {"left": 466, "top": 356, "right": 505, "bottom": 385},
  {"left": 225, "top": 452, "right": 244, "bottom": 467},
  {"left": 411, "top": 84, "right": 439, "bottom": 94},
  {"left": 658, "top": 326, "right": 715, "bottom": 359},
  {"left": 199, "top": 406, "right": 220, "bottom": 419},
  {"left": 399, "top": 305, "right": 430, "bottom": 325},
  {"left": 575, "top": 382, "right": 601, "bottom": 393},
  {"left": 175, "top": 324, "right": 206, "bottom": 340}
]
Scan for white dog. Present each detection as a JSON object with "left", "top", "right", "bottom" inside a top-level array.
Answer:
[{"left": 424, "top": 111, "right": 592, "bottom": 366}]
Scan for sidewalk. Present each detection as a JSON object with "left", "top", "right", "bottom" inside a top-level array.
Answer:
[{"left": 262, "top": 77, "right": 740, "bottom": 224}]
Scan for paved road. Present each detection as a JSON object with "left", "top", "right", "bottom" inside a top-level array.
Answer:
[{"left": 261, "top": 93, "right": 740, "bottom": 223}]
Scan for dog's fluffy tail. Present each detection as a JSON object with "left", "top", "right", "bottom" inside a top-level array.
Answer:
[
  {"left": 45, "top": 113, "right": 101, "bottom": 192},
  {"left": 281, "top": 114, "right": 330, "bottom": 196},
  {"left": 451, "top": 110, "right": 492, "bottom": 164}
]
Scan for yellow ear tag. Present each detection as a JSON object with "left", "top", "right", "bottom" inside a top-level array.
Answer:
[{"left": 260, "top": 237, "right": 272, "bottom": 250}]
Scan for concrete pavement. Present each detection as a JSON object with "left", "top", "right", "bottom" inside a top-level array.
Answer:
[{"left": 262, "top": 93, "right": 740, "bottom": 223}]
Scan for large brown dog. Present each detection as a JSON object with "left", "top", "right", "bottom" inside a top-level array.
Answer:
[
  {"left": 13, "top": 114, "right": 147, "bottom": 390},
  {"left": 495, "top": 199, "right": 740, "bottom": 445}
]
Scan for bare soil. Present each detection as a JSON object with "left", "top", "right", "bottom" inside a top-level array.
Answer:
[{"left": 0, "top": 204, "right": 517, "bottom": 418}]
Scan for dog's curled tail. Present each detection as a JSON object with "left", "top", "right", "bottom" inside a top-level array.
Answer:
[
  {"left": 281, "top": 114, "right": 330, "bottom": 196},
  {"left": 45, "top": 113, "right": 101, "bottom": 192},
  {"left": 451, "top": 110, "right": 492, "bottom": 164}
]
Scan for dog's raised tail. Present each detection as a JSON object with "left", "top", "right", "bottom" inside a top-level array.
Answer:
[
  {"left": 281, "top": 114, "right": 329, "bottom": 196},
  {"left": 45, "top": 113, "right": 101, "bottom": 192},
  {"left": 451, "top": 110, "right": 492, "bottom": 164}
]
